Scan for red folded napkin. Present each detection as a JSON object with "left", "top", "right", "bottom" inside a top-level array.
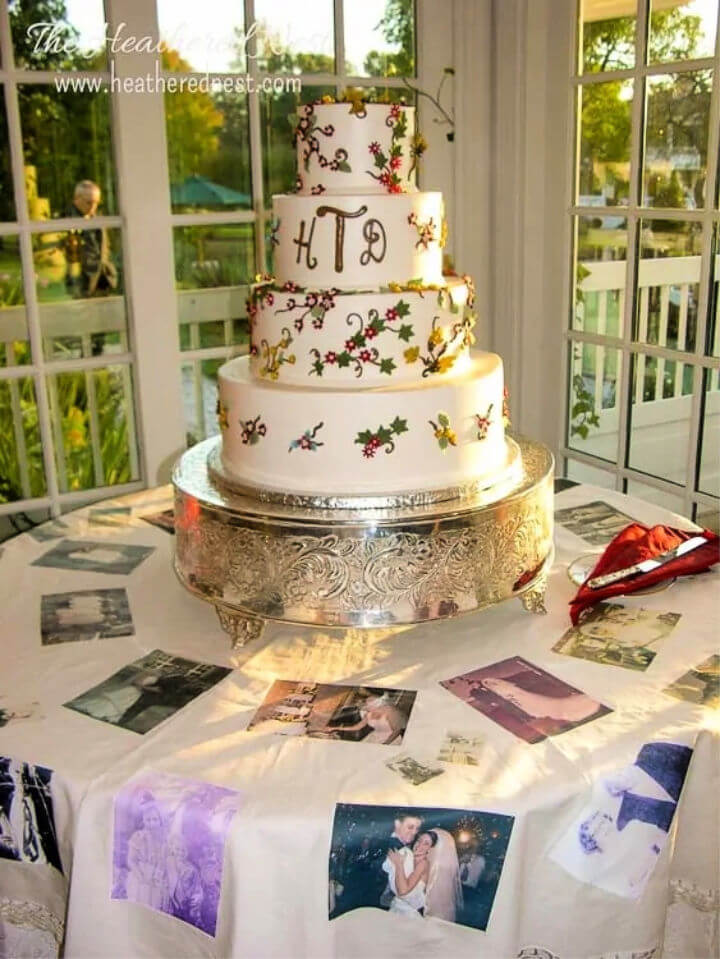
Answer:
[{"left": 570, "top": 523, "right": 720, "bottom": 625}]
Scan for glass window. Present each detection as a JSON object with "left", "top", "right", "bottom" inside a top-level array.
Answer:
[
  {"left": 698, "top": 368, "right": 720, "bottom": 497},
  {"left": 0, "top": 236, "right": 28, "bottom": 367},
  {"left": 344, "top": 0, "right": 416, "bottom": 77},
  {"left": 0, "top": 375, "right": 46, "bottom": 503},
  {"left": 9, "top": 0, "right": 107, "bottom": 70},
  {"left": 47, "top": 364, "right": 139, "bottom": 494},
  {"left": 566, "top": 460, "right": 616, "bottom": 488},
  {"left": 18, "top": 84, "right": 117, "bottom": 220},
  {"left": 572, "top": 215, "right": 628, "bottom": 334},
  {"left": 166, "top": 90, "right": 251, "bottom": 214},
  {"left": 625, "top": 479, "right": 687, "bottom": 516},
  {"left": 0, "top": 87, "right": 15, "bottom": 222},
  {"left": 182, "top": 358, "right": 225, "bottom": 447},
  {"left": 579, "top": 0, "right": 636, "bottom": 74},
  {"left": 635, "top": 219, "right": 702, "bottom": 353},
  {"left": 644, "top": 70, "right": 713, "bottom": 211},
  {"left": 157, "top": 2, "right": 246, "bottom": 73},
  {"left": 708, "top": 223, "right": 719, "bottom": 356},
  {"left": 577, "top": 80, "right": 633, "bottom": 203},
  {"left": 567, "top": 341, "right": 623, "bottom": 462},
  {"left": 254, "top": 0, "right": 335, "bottom": 73},
  {"left": 649, "top": 0, "right": 718, "bottom": 64}
]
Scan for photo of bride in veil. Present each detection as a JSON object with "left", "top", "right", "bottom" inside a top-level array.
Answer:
[{"left": 328, "top": 803, "right": 514, "bottom": 932}]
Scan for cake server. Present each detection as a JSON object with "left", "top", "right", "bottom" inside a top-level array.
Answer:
[{"left": 586, "top": 535, "right": 708, "bottom": 589}]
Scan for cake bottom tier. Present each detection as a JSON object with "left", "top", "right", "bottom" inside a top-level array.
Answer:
[{"left": 217, "top": 353, "right": 509, "bottom": 497}]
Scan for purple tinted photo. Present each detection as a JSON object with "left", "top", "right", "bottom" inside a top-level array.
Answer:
[{"left": 112, "top": 771, "right": 242, "bottom": 936}]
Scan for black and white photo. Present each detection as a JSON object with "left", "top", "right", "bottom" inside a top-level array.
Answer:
[
  {"left": 554, "top": 501, "right": 635, "bottom": 545},
  {"left": 32, "top": 539, "right": 154, "bottom": 575},
  {"left": 0, "top": 757, "right": 62, "bottom": 874},
  {"left": 41, "top": 588, "right": 134, "bottom": 645}
]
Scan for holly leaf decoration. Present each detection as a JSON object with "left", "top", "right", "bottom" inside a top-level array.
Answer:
[
  {"left": 311, "top": 359, "right": 324, "bottom": 376},
  {"left": 337, "top": 352, "right": 351, "bottom": 368},
  {"left": 395, "top": 299, "right": 411, "bottom": 318},
  {"left": 390, "top": 416, "right": 408, "bottom": 435},
  {"left": 397, "top": 324, "right": 414, "bottom": 342},
  {"left": 404, "top": 346, "right": 420, "bottom": 363},
  {"left": 374, "top": 152, "right": 387, "bottom": 169},
  {"left": 356, "top": 429, "right": 373, "bottom": 445},
  {"left": 377, "top": 426, "right": 393, "bottom": 445},
  {"left": 379, "top": 357, "right": 396, "bottom": 375}
]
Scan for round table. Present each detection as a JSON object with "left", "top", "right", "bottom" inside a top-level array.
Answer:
[{"left": 0, "top": 482, "right": 717, "bottom": 959}]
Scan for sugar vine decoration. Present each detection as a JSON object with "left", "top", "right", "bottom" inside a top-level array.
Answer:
[
  {"left": 407, "top": 211, "right": 439, "bottom": 250},
  {"left": 246, "top": 279, "right": 275, "bottom": 325},
  {"left": 403, "top": 315, "right": 475, "bottom": 376},
  {"left": 429, "top": 412, "right": 458, "bottom": 450},
  {"left": 256, "top": 328, "right": 296, "bottom": 380},
  {"left": 502, "top": 387, "right": 511, "bottom": 428},
  {"left": 276, "top": 287, "right": 340, "bottom": 333},
  {"left": 309, "top": 300, "right": 413, "bottom": 378},
  {"left": 355, "top": 416, "right": 408, "bottom": 458},
  {"left": 292, "top": 104, "right": 353, "bottom": 175},
  {"left": 288, "top": 422, "right": 325, "bottom": 452},
  {"left": 475, "top": 404, "right": 494, "bottom": 440},
  {"left": 367, "top": 103, "right": 408, "bottom": 194},
  {"left": 269, "top": 218, "right": 281, "bottom": 248},
  {"left": 239, "top": 415, "right": 267, "bottom": 445},
  {"left": 216, "top": 398, "right": 229, "bottom": 431}
]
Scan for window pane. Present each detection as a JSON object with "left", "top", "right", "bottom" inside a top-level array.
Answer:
[
  {"left": 628, "top": 352, "right": 694, "bottom": 486},
  {"left": 9, "top": 0, "right": 107, "bottom": 69},
  {"left": 573, "top": 215, "right": 628, "bottom": 334},
  {"left": 174, "top": 223, "right": 254, "bottom": 353},
  {"left": 708, "top": 224, "right": 719, "bottom": 357},
  {"left": 0, "top": 236, "right": 28, "bottom": 367},
  {"left": 635, "top": 219, "right": 702, "bottom": 352},
  {"left": 0, "top": 87, "right": 15, "bottom": 222},
  {"left": 644, "top": 70, "right": 712, "bottom": 211},
  {"left": 34, "top": 227, "right": 126, "bottom": 361},
  {"left": 579, "top": 0, "right": 636, "bottom": 73},
  {"left": 19, "top": 85, "right": 117, "bottom": 220},
  {"left": 625, "top": 480, "right": 687, "bottom": 517},
  {"left": 577, "top": 80, "right": 633, "bottom": 202},
  {"left": 0, "top": 375, "right": 46, "bottom": 503},
  {"left": 344, "top": 0, "right": 416, "bottom": 77},
  {"left": 260, "top": 84, "right": 336, "bottom": 204},
  {"left": 158, "top": 2, "right": 245, "bottom": 73},
  {"left": 567, "top": 341, "right": 622, "bottom": 462},
  {"left": 649, "top": 0, "right": 718, "bottom": 64},
  {"left": 254, "top": 0, "right": 335, "bottom": 73},
  {"left": 166, "top": 90, "right": 251, "bottom": 213},
  {"left": 566, "top": 459, "right": 616, "bottom": 488},
  {"left": 698, "top": 368, "right": 720, "bottom": 497},
  {"left": 47, "top": 364, "right": 139, "bottom": 494},
  {"left": 182, "top": 357, "right": 224, "bottom": 446}
]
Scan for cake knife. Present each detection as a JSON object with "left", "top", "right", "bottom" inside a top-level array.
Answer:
[{"left": 586, "top": 535, "right": 708, "bottom": 589}]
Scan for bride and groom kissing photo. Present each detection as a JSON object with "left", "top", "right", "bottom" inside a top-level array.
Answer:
[{"left": 329, "top": 804, "right": 514, "bottom": 932}]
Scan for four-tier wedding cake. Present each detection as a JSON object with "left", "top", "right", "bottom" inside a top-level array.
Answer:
[{"left": 216, "top": 100, "right": 518, "bottom": 501}]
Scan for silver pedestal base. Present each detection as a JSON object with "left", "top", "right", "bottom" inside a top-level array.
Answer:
[{"left": 172, "top": 435, "right": 554, "bottom": 645}]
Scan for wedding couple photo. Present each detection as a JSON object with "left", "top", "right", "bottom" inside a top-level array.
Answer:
[{"left": 328, "top": 803, "right": 514, "bottom": 931}]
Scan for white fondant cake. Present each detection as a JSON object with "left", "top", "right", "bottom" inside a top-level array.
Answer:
[{"left": 218, "top": 98, "right": 511, "bottom": 500}]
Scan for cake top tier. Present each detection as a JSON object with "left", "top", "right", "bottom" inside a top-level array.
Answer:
[{"left": 293, "top": 101, "right": 418, "bottom": 197}]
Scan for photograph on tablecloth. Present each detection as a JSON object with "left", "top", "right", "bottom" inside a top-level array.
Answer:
[
  {"left": 246, "top": 681, "right": 417, "bottom": 745},
  {"left": 0, "top": 758, "right": 63, "bottom": 874},
  {"left": 41, "top": 588, "right": 134, "bottom": 645},
  {"left": 88, "top": 507, "right": 132, "bottom": 527},
  {"left": 0, "top": 699, "right": 44, "bottom": 727},
  {"left": 552, "top": 602, "right": 681, "bottom": 672},
  {"left": 550, "top": 741, "right": 692, "bottom": 899},
  {"left": 63, "top": 649, "right": 231, "bottom": 734},
  {"left": 440, "top": 656, "right": 611, "bottom": 744},
  {"left": 663, "top": 654, "right": 720, "bottom": 708},
  {"left": 27, "top": 519, "right": 70, "bottom": 543},
  {"left": 554, "top": 501, "right": 635, "bottom": 546},
  {"left": 437, "top": 732, "right": 485, "bottom": 767},
  {"left": 386, "top": 755, "right": 445, "bottom": 786},
  {"left": 31, "top": 539, "right": 154, "bottom": 575},
  {"left": 112, "top": 770, "right": 242, "bottom": 936},
  {"left": 328, "top": 803, "right": 514, "bottom": 931},
  {"left": 140, "top": 509, "right": 176, "bottom": 534}
]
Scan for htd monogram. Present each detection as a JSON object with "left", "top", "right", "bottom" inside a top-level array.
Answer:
[{"left": 292, "top": 205, "right": 387, "bottom": 273}]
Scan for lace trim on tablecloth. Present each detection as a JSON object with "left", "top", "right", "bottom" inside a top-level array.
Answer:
[
  {"left": 517, "top": 947, "right": 657, "bottom": 959},
  {"left": 0, "top": 899, "right": 64, "bottom": 944},
  {"left": 669, "top": 878, "right": 720, "bottom": 913}
]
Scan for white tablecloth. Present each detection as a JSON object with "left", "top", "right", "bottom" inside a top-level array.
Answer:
[{"left": 0, "top": 483, "right": 718, "bottom": 959}]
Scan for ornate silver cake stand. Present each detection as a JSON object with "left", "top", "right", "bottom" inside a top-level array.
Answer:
[{"left": 172, "top": 435, "right": 554, "bottom": 647}]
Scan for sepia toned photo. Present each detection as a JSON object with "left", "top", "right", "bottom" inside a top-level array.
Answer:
[
  {"left": 329, "top": 803, "right": 514, "bottom": 931},
  {"left": 32, "top": 539, "right": 154, "bottom": 575},
  {"left": 64, "top": 649, "right": 231, "bottom": 734},
  {"left": 664, "top": 654, "right": 720, "bottom": 708},
  {"left": 88, "top": 506, "right": 132, "bottom": 527},
  {"left": 440, "top": 656, "right": 611, "bottom": 744},
  {"left": 41, "top": 588, "right": 134, "bottom": 645},
  {"left": 26, "top": 519, "right": 70, "bottom": 543},
  {"left": 386, "top": 755, "right": 445, "bottom": 787},
  {"left": 553, "top": 602, "right": 681, "bottom": 671},
  {"left": 246, "top": 680, "right": 416, "bottom": 745},
  {"left": 550, "top": 741, "right": 692, "bottom": 899},
  {"left": 437, "top": 731, "right": 485, "bottom": 767},
  {"left": 554, "top": 501, "right": 635, "bottom": 546},
  {"left": 112, "top": 770, "right": 242, "bottom": 936},
  {"left": 140, "top": 509, "right": 176, "bottom": 534}
]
